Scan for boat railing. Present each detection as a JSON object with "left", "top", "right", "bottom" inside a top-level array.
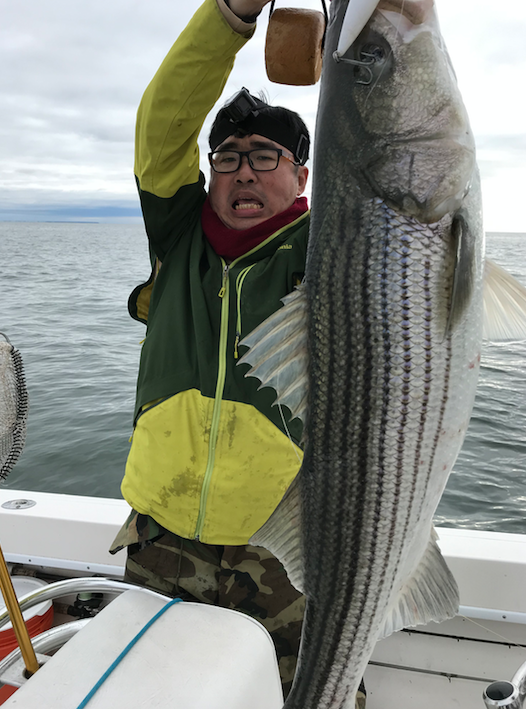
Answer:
[
  {"left": 484, "top": 659, "right": 526, "bottom": 708},
  {"left": 0, "top": 577, "right": 171, "bottom": 691},
  {"left": 0, "top": 577, "right": 169, "bottom": 632}
]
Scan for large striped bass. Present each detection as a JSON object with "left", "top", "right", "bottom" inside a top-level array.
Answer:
[{"left": 240, "top": 0, "right": 526, "bottom": 706}]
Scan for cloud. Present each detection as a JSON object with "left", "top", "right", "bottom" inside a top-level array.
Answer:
[
  {"left": 2, "top": 0, "right": 526, "bottom": 231},
  {"left": 477, "top": 135, "right": 526, "bottom": 177}
]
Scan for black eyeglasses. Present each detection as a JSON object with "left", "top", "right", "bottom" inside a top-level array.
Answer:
[{"left": 208, "top": 148, "right": 298, "bottom": 173}]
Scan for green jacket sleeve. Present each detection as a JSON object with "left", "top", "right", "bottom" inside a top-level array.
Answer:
[{"left": 135, "top": 0, "right": 254, "bottom": 201}]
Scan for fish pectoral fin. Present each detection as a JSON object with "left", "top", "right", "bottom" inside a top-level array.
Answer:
[
  {"left": 379, "top": 527, "right": 459, "bottom": 640},
  {"left": 249, "top": 474, "right": 305, "bottom": 594},
  {"left": 445, "top": 210, "right": 477, "bottom": 337},
  {"left": 483, "top": 258, "right": 526, "bottom": 341},
  {"left": 238, "top": 284, "right": 309, "bottom": 425}
]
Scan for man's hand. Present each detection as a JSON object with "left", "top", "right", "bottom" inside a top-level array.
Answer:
[{"left": 227, "top": 0, "right": 272, "bottom": 21}]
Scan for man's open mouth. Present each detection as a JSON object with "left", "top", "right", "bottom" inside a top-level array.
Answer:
[{"left": 233, "top": 199, "right": 263, "bottom": 211}]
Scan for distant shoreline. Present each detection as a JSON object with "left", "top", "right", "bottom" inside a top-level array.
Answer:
[
  {"left": 0, "top": 221, "right": 524, "bottom": 235},
  {"left": 0, "top": 220, "right": 99, "bottom": 224},
  {"left": 486, "top": 231, "right": 526, "bottom": 237}
]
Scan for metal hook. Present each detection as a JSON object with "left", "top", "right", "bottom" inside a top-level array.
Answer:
[{"left": 332, "top": 51, "right": 376, "bottom": 85}]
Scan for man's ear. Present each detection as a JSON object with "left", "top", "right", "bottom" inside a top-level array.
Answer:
[{"left": 297, "top": 166, "right": 308, "bottom": 196}]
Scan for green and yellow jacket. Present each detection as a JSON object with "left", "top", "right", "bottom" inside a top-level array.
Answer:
[{"left": 121, "top": 0, "right": 308, "bottom": 545}]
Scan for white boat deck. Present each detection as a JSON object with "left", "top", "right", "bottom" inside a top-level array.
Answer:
[
  {"left": 0, "top": 489, "right": 129, "bottom": 577},
  {"left": 0, "top": 489, "right": 525, "bottom": 708}
]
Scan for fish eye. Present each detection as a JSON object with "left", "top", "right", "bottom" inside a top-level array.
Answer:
[
  {"left": 351, "top": 31, "right": 393, "bottom": 83},
  {"left": 360, "top": 44, "right": 386, "bottom": 64},
  {"left": 334, "top": 29, "right": 393, "bottom": 85}
]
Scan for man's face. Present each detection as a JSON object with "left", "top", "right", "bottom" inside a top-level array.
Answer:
[{"left": 208, "top": 134, "right": 308, "bottom": 230}]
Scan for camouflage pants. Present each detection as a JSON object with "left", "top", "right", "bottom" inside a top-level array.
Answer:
[{"left": 121, "top": 516, "right": 365, "bottom": 705}]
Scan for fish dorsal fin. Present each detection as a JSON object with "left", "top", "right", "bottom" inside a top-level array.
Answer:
[
  {"left": 239, "top": 284, "right": 309, "bottom": 425},
  {"left": 483, "top": 258, "right": 526, "bottom": 341},
  {"left": 250, "top": 474, "right": 305, "bottom": 594},
  {"left": 379, "top": 527, "right": 459, "bottom": 640}
]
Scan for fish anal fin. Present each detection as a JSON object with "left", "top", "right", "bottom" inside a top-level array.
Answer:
[
  {"left": 249, "top": 474, "right": 305, "bottom": 594},
  {"left": 379, "top": 528, "right": 459, "bottom": 640}
]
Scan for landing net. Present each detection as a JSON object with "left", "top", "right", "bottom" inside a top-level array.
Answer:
[{"left": 0, "top": 334, "right": 29, "bottom": 480}]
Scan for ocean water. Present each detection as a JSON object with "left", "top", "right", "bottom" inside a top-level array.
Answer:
[{"left": 0, "top": 222, "right": 525, "bottom": 533}]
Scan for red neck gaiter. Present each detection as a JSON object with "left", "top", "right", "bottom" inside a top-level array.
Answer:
[{"left": 201, "top": 196, "right": 309, "bottom": 261}]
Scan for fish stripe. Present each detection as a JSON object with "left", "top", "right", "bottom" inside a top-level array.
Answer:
[
  {"left": 400, "top": 241, "right": 427, "bottom": 539},
  {"left": 363, "top": 205, "right": 394, "bottom": 621},
  {"left": 406, "top": 255, "right": 433, "bottom": 530},
  {"left": 326, "top": 205, "right": 377, "bottom": 705},
  {"left": 299, "top": 209, "right": 356, "bottom": 701},
  {"left": 326, "top": 210, "right": 372, "bottom": 676},
  {"left": 331, "top": 204, "right": 399, "bottom": 707},
  {"left": 425, "top": 335, "right": 453, "bottom": 492}
]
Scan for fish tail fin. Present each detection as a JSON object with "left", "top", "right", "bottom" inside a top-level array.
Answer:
[{"left": 379, "top": 527, "right": 459, "bottom": 639}]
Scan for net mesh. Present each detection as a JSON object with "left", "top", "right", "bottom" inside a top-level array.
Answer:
[{"left": 0, "top": 338, "right": 29, "bottom": 481}]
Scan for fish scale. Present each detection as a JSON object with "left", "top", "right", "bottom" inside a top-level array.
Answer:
[{"left": 298, "top": 201, "right": 467, "bottom": 701}]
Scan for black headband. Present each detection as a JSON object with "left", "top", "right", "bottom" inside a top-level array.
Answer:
[{"left": 209, "top": 88, "right": 309, "bottom": 166}]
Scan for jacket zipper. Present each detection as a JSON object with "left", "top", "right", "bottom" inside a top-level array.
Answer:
[
  {"left": 193, "top": 212, "right": 309, "bottom": 538},
  {"left": 195, "top": 259, "right": 230, "bottom": 538}
]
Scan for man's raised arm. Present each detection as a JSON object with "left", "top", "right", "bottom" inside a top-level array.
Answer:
[{"left": 135, "top": 0, "right": 271, "bottom": 200}]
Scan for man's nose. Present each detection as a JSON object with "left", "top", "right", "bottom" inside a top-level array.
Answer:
[{"left": 235, "top": 155, "right": 257, "bottom": 181}]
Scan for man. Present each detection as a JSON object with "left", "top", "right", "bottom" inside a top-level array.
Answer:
[
  {"left": 110, "top": 0, "right": 309, "bottom": 695},
  {"left": 110, "top": 0, "right": 367, "bottom": 704}
]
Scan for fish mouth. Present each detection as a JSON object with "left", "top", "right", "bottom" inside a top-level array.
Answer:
[{"left": 335, "top": 0, "right": 436, "bottom": 59}]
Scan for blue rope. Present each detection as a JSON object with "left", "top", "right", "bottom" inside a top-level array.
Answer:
[{"left": 75, "top": 597, "right": 183, "bottom": 709}]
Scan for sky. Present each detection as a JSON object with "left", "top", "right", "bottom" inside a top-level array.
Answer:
[{"left": 2, "top": 0, "right": 526, "bottom": 231}]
